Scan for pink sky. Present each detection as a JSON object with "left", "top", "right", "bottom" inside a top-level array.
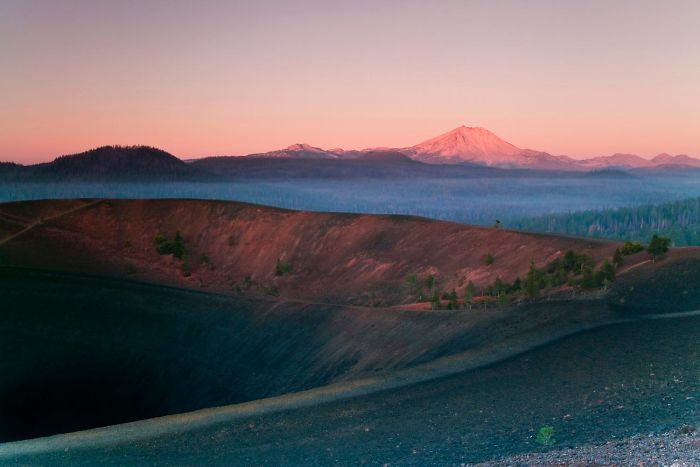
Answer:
[{"left": 1, "top": 0, "right": 699, "bottom": 164}]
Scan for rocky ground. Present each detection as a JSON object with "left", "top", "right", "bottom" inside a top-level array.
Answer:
[{"left": 479, "top": 425, "right": 699, "bottom": 466}]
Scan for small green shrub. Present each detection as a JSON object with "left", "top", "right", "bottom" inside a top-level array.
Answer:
[
  {"left": 535, "top": 425, "right": 555, "bottom": 446},
  {"left": 429, "top": 291, "right": 441, "bottom": 310},
  {"left": 155, "top": 233, "right": 166, "bottom": 247},
  {"left": 647, "top": 234, "right": 671, "bottom": 261},
  {"left": 405, "top": 274, "right": 417, "bottom": 291},
  {"left": 463, "top": 281, "right": 476, "bottom": 309},
  {"left": 155, "top": 232, "right": 185, "bottom": 259},
  {"left": 484, "top": 253, "right": 494, "bottom": 266},
  {"left": 448, "top": 289, "right": 458, "bottom": 309},
  {"left": 243, "top": 275, "right": 254, "bottom": 290},
  {"left": 620, "top": 241, "right": 644, "bottom": 256},
  {"left": 497, "top": 292, "right": 509, "bottom": 305},
  {"left": 200, "top": 253, "right": 214, "bottom": 270},
  {"left": 524, "top": 260, "right": 541, "bottom": 299},
  {"left": 275, "top": 258, "right": 291, "bottom": 276},
  {"left": 612, "top": 248, "right": 624, "bottom": 267},
  {"left": 484, "top": 277, "right": 509, "bottom": 297}
]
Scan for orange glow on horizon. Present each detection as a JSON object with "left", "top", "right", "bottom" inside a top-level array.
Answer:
[{"left": 1, "top": 1, "right": 699, "bottom": 164}]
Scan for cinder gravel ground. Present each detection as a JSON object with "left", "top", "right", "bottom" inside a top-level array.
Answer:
[
  {"left": 6, "top": 312, "right": 698, "bottom": 465},
  {"left": 478, "top": 425, "right": 699, "bottom": 466}
]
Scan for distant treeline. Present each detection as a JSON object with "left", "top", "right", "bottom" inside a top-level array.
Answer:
[{"left": 515, "top": 198, "right": 700, "bottom": 246}]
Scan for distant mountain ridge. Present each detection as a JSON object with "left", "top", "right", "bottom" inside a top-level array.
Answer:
[
  {"left": 246, "top": 143, "right": 339, "bottom": 160},
  {"left": 236, "top": 126, "right": 700, "bottom": 171},
  {"left": 577, "top": 153, "right": 655, "bottom": 170},
  {"left": 651, "top": 153, "right": 700, "bottom": 168},
  {"left": 4, "top": 128, "right": 699, "bottom": 178}
]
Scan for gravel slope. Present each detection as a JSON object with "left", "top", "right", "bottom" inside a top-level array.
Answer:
[
  {"left": 5, "top": 309, "right": 698, "bottom": 465},
  {"left": 479, "top": 426, "right": 699, "bottom": 466}
]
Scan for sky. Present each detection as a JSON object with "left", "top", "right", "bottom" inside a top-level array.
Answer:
[{"left": 1, "top": 0, "right": 699, "bottom": 163}]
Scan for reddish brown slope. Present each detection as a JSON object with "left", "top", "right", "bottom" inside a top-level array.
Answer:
[{"left": 0, "top": 199, "right": 618, "bottom": 305}]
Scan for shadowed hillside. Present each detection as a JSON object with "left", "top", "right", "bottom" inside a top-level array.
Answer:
[
  {"left": 8, "top": 146, "right": 211, "bottom": 181},
  {"left": 607, "top": 248, "right": 700, "bottom": 312},
  {"left": 0, "top": 268, "right": 624, "bottom": 442}
]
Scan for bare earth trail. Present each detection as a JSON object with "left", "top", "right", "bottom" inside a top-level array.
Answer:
[
  {"left": 0, "top": 199, "right": 101, "bottom": 247},
  {"left": 617, "top": 258, "right": 652, "bottom": 275}
]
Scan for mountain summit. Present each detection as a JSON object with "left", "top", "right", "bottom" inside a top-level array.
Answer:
[
  {"left": 248, "top": 143, "right": 338, "bottom": 159},
  {"left": 407, "top": 126, "right": 524, "bottom": 164},
  {"left": 401, "top": 126, "right": 577, "bottom": 170}
]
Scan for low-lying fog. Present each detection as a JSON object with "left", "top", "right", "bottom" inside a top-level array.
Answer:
[{"left": 2, "top": 173, "right": 700, "bottom": 226}]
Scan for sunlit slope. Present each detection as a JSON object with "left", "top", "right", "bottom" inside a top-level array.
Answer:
[{"left": 0, "top": 199, "right": 617, "bottom": 305}]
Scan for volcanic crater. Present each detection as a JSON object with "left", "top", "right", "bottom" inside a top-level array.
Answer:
[{"left": 0, "top": 199, "right": 698, "bottom": 461}]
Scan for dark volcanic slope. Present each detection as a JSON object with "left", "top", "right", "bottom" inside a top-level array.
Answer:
[
  {"left": 0, "top": 267, "right": 622, "bottom": 443},
  {"left": 7, "top": 295, "right": 699, "bottom": 465},
  {"left": 0, "top": 199, "right": 618, "bottom": 305},
  {"left": 607, "top": 249, "right": 700, "bottom": 313}
]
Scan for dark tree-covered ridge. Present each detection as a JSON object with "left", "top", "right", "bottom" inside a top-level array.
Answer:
[{"left": 515, "top": 198, "right": 700, "bottom": 246}]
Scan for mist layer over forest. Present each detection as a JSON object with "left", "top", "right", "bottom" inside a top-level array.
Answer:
[{"left": 2, "top": 172, "right": 700, "bottom": 227}]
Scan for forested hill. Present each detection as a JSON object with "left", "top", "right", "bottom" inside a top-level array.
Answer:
[
  {"left": 514, "top": 198, "right": 700, "bottom": 246},
  {"left": 2, "top": 146, "right": 213, "bottom": 182}
]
